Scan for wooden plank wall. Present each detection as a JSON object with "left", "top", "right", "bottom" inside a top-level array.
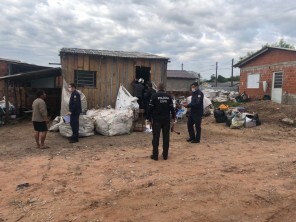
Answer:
[{"left": 61, "top": 54, "right": 167, "bottom": 109}]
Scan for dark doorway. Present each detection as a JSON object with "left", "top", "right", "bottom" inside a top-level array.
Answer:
[{"left": 136, "top": 66, "right": 151, "bottom": 83}]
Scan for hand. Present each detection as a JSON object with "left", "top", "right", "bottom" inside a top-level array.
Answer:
[
  {"left": 183, "top": 103, "right": 188, "bottom": 108},
  {"left": 67, "top": 112, "right": 72, "bottom": 115}
]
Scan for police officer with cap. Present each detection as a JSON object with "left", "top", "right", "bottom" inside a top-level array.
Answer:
[
  {"left": 184, "top": 82, "right": 204, "bottom": 143},
  {"left": 146, "top": 83, "right": 176, "bottom": 160}
]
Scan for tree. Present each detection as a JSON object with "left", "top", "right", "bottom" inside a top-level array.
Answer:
[
  {"left": 217, "top": 75, "right": 227, "bottom": 83},
  {"left": 239, "top": 39, "right": 295, "bottom": 61},
  {"left": 266, "top": 38, "right": 295, "bottom": 49},
  {"left": 209, "top": 74, "right": 216, "bottom": 82}
]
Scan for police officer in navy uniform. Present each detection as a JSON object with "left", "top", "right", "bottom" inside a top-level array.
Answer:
[
  {"left": 68, "top": 83, "right": 82, "bottom": 143},
  {"left": 184, "top": 82, "right": 204, "bottom": 143},
  {"left": 146, "top": 83, "right": 176, "bottom": 160}
]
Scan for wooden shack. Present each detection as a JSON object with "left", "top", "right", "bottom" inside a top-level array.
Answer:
[{"left": 59, "top": 48, "right": 169, "bottom": 108}]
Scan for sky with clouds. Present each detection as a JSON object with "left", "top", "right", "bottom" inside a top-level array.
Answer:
[{"left": 1, "top": 0, "right": 296, "bottom": 80}]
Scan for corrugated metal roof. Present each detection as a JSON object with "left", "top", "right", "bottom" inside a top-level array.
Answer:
[
  {"left": 0, "top": 58, "right": 49, "bottom": 68},
  {"left": 60, "top": 48, "right": 169, "bottom": 60},
  {"left": 234, "top": 46, "right": 296, "bottom": 68},
  {"left": 0, "top": 68, "right": 61, "bottom": 81},
  {"left": 167, "top": 70, "right": 197, "bottom": 79}
]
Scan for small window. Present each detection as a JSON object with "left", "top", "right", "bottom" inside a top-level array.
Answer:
[
  {"left": 273, "top": 72, "right": 283, "bottom": 88},
  {"left": 247, "top": 73, "right": 260, "bottom": 89},
  {"left": 74, "top": 70, "right": 96, "bottom": 87}
]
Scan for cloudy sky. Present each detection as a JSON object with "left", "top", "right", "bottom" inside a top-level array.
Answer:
[{"left": 1, "top": 0, "right": 296, "bottom": 80}]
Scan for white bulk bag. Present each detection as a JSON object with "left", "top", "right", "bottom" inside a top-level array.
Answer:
[
  {"left": 59, "top": 115, "right": 95, "bottom": 137},
  {"left": 115, "top": 85, "right": 139, "bottom": 110},
  {"left": 95, "top": 109, "right": 133, "bottom": 136},
  {"left": 186, "top": 96, "right": 211, "bottom": 109}
]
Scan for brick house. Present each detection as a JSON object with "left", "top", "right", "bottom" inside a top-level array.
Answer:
[{"left": 234, "top": 46, "right": 296, "bottom": 104}]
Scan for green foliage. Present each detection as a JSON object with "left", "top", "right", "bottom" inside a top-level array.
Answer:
[
  {"left": 204, "top": 75, "right": 240, "bottom": 83},
  {"left": 264, "top": 38, "right": 295, "bottom": 49},
  {"left": 217, "top": 75, "right": 227, "bottom": 83}
]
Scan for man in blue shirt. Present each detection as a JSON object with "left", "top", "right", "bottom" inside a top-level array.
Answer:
[
  {"left": 184, "top": 82, "right": 204, "bottom": 143},
  {"left": 68, "top": 83, "right": 82, "bottom": 143}
]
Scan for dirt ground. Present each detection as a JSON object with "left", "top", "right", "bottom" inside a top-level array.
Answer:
[{"left": 0, "top": 101, "right": 296, "bottom": 222}]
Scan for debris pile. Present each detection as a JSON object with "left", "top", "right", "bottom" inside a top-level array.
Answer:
[
  {"left": 203, "top": 89, "right": 239, "bottom": 103},
  {"left": 214, "top": 104, "right": 261, "bottom": 129}
]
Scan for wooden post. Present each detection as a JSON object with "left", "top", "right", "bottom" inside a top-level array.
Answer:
[
  {"left": 231, "top": 58, "right": 234, "bottom": 87},
  {"left": 4, "top": 80, "right": 9, "bottom": 124},
  {"left": 13, "top": 82, "right": 18, "bottom": 116},
  {"left": 215, "top": 62, "right": 218, "bottom": 87},
  {"left": 19, "top": 86, "right": 23, "bottom": 116}
]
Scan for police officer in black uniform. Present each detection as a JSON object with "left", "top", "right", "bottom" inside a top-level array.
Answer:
[
  {"left": 146, "top": 83, "right": 176, "bottom": 160},
  {"left": 68, "top": 83, "right": 82, "bottom": 143},
  {"left": 184, "top": 82, "right": 204, "bottom": 143}
]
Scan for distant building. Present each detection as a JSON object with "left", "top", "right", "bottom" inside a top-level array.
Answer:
[
  {"left": 166, "top": 70, "right": 198, "bottom": 96},
  {"left": 234, "top": 46, "right": 296, "bottom": 104}
]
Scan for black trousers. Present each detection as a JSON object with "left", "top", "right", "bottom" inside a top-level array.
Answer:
[
  {"left": 187, "top": 115, "right": 202, "bottom": 142},
  {"left": 70, "top": 114, "right": 79, "bottom": 141},
  {"left": 152, "top": 119, "right": 170, "bottom": 158}
]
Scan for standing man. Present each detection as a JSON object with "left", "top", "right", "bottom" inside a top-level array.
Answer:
[
  {"left": 68, "top": 83, "right": 82, "bottom": 143},
  {"left": 147, "top": 83, "right": 176, "bottom": 161},
  {"left": 32, "top": 90, "right": 49, "bottom": 149},
  {"left": 184, "top": 82, "right": 204, "bottom": 143},
  {"left": 143, "top": 82, "right": 156, "bottom": 115},
  {"left": 132, "top": 78, "right": 144, "bottom": 108}
]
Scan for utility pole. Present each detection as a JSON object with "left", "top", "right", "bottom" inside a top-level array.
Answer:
[
  {"left": 215, "top": 62, "right": 218, "bottom": 87},
  {"left": 181, "top": 63, "right": 183, "bottom": 70},
  {"left": 231, "top": 58, "right": 234, "bottom": 87}
]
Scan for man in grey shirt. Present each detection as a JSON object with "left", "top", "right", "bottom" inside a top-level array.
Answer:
[{"left": 32, "top": 90, "right": 49, "bottom": 149}]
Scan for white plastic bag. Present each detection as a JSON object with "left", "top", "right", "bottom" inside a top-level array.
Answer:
[
  {"left": 60, "top": 80, "right": 88, "bottom": 116},
  {"left": 203, "top": 96, "right": 212, "bottom": 108},
  {"left": 59, "top": 115, "right": 95, "bottom": 137},
  {"left": 49, "top": 116, "right": 64, "bottom": 131},
  {"left": 230, "top": 113, "right": 246, "bottom": 129},
  {"left": 115, "top": 85, "right": 139, "bottom": 110}
]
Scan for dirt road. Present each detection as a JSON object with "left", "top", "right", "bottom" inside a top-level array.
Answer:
[{"left": 0, "top": 107, "right": 296, "bottom": 221}]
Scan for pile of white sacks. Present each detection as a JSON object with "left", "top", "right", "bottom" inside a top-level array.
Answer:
[
  {"left": 203, "top": 89, "right": 239, "bottom": 103},
  {"left": 49, "top": 85, "right": 138, "bottom": 137}
]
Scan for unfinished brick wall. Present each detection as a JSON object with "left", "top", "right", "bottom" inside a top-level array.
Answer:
[{"left": 239, "top": 49, "right": 296, "bottom": 100}]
